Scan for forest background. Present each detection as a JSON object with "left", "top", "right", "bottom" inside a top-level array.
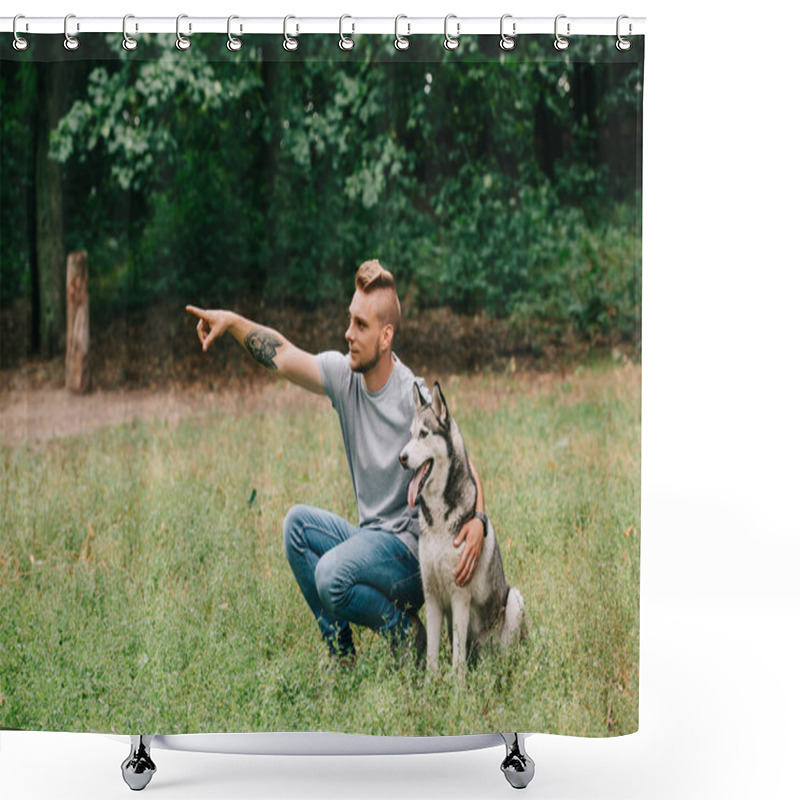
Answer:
[{"left": 1, "top": 33, "right": 641, "bottom": 383}]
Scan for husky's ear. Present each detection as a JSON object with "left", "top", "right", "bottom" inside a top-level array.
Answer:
[
  {"left": 432, "top": 382, "right": 449, "bottom": 425},
  {"left": 413, "top": 381, "right": 425, "bottom": 410}
]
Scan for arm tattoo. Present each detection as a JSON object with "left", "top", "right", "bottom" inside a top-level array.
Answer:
[{"left": 244, "top": 329, "right": 283, "bottom": 370}]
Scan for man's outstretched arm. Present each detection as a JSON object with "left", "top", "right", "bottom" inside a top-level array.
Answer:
[{"left": 186, "top": 306, "right": 324, "bottom": 395}]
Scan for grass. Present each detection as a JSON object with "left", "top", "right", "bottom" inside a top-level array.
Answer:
[{"left": 0, "top": 360, "right": 640, "bottom": 736}]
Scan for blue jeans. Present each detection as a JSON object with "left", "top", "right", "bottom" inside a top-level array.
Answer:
[{"left": 282, "top": 504, "right": 424, "bottom": 656}]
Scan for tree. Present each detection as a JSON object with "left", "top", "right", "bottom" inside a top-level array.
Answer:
[
  {"left": 3, "top": 34, "right": 643, "bottom": 350},
  {"left": 35, "top": 56, "right": 67, "bottom": 357}
]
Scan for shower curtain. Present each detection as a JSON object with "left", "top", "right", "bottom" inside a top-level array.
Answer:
[{"left": 0, "top": 22, "right": 643, "bottom": 740}]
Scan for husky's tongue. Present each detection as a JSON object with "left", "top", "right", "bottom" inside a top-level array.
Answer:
[{"left": 407, "top": 460, "right": 432, "bottom": 508}]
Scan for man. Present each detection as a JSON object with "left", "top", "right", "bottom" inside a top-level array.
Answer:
[{"left": 186, "top": 260, "right": 486, "bottom": 661}]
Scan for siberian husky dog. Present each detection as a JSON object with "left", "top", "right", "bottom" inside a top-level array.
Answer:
[{"left": 399, "top": 382, "right": 525, "bottom": 676}]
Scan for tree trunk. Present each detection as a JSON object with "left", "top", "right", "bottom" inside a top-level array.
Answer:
[
  {"left": 65, "top": 251, "right": 90, "bottom": 394},
  {"left": 35, "top": 58, "right": 66, "bottom": 359}
]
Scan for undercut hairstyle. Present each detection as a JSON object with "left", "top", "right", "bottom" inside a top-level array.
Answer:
[{"left": 355, "top": 259, "right": 401, "bottom": 336}]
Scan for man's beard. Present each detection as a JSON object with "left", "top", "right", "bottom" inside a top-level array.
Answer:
[{"left": 352, "top": 341, "right": 381, "bottom": 374}]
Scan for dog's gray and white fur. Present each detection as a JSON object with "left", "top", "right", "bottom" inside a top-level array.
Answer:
[{"left": 400, "top": 382, "right": 525, "bottom": 676}]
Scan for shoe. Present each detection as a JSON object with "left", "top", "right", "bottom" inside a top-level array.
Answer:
[{"left": 322, "top": 624, "right": 356, "bottom": 671}]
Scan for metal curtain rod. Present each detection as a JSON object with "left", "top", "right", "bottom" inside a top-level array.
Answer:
[{"left": 1, "top": 15, "right": 646, "bottom": 37}]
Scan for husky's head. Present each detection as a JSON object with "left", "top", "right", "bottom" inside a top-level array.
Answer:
[{"left": 399, "top": 381, "right": 452, "bottom": 509}]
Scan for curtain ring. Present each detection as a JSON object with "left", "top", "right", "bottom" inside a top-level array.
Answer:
[
  {"left": 499, "top": 14, "right": 516, "bottom": 51},
  {"left": 554, "top": 14, "right": 569, "bottom": 51},
  {"left": 443, "top": 14, "right": 460, "bottom": 51},
  {"left": 122, "top": 15, "right": 138, "bottom": 51},
  {"left": 63, "top": 13, "right": 80, "bottom": 51},
  {"left": 12, "top": 15, "right": 29, "bottom": 51},
  {"left": 176, "top": 14, "right": 191, "bottom": 50},
  {"left": 227, "top": 15, "right": 242, "bottom": 51},
  {"left": 339, "top": 15, "right": 355, "bottom": 50},
  {"left": 394, "top": 15, "right": 410, "bottom": 51},
  {"left": 616, "top": 15, "right": 632, "bottom": 51},
  {"left": 283, "top": 15, "right": 299, "bottom": 51}
]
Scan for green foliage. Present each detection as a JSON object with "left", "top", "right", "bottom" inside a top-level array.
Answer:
[{"left": 2, "top": 34, "right": 642, "bottom": 345}]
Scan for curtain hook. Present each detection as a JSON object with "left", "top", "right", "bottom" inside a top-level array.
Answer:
[
  {"left": 227, "top": 15, "right": 242, "bottom": 51},
  {"left": 63, "top": 13, "right": 80, "bottom": 51},
  {"left": 554, "top": 14, "right": 569, "bottom": 51},
  {"left": 339, "top": 14, "right": 355, "bottom": 50},
  {"left": 394, "top": 15, "right": 410, "bottom": 51},
  {"left": 122, "top": 14, "right": 138, "bottom": 51},
  {"left": 283, "top": 15, "right": 299, "bottom": 51},
  {"left": 616, "top": 15, "right": 632, "bottom": 51},
  {"left": 444, "top": 14, "right": 460, "bottom": 51},
  {"left": 500, "top": 14, "right": 516, "bottom": 51},
  {"left": 175, "top": 14, "right": 191, "bottom": 50},
  {"left": 12, "top": 14, "right": 29, "bottom": 51}
]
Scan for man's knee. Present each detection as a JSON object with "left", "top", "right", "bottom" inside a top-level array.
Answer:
[
  {"left": 315, "top": 549, "right": 347, "bottom": 615},
  {"left": 282, "top": 503, "right": 311, "bottom": 558}
]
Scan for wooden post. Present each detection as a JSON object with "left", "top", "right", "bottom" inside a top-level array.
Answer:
[{"left": 65, "top": 250, "right": 91, "bottom": 394}]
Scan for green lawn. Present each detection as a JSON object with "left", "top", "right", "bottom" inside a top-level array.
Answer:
[{"left": 0, "top": 361, "right": 640, "bottom": 736}]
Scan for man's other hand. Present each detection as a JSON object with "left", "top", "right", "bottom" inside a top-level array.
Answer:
[{"left": 454, "top": 517, "right": 484, "bottom": 587}]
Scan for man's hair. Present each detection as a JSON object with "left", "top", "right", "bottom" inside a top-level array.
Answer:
[{"left": 355, "top": 260, "right": 401, "bottom": 335}]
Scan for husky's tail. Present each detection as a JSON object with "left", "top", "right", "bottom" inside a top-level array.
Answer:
[{"left": 500, "top": 587, "right": 527, "bottom": 647}]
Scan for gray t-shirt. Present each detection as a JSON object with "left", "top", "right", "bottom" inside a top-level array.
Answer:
[{"left": 316, "top": 351, "right": 429, "bottom": 557}]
